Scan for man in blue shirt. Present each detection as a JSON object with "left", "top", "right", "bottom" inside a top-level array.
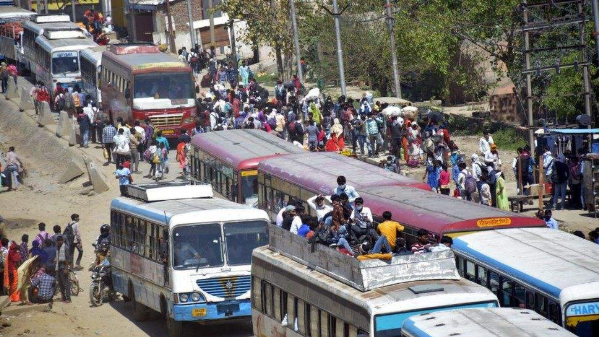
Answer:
[
  {"left": 31, "top": 269, "right": 56, "bottom": 303},
  {"left": 333, "top": 176, "right": 359, "bottom": 205},
  {"left": 544, "top": 209, "right": 558, "bottom": 230},
  {"left": 115, "top": 163, "right": 131, "bottom": 196}
]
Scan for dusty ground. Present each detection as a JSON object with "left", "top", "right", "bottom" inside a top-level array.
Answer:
[{"left": 0, "top": 75, "right": 596, "bottom": 337}]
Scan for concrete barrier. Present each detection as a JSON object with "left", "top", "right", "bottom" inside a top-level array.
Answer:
[
  {"left": 36, "top": 101, "right": 55, "bottom": 126},
  {"left": 5, "top": 79, "right": 19, "bottom": 100},
  {"left": 84, "top": 156, "right": 109, "bottom": 193},
  {"left": 18, "top": 87, "right": 34, "bottom": 111},
  {"left": 67, "top": 117, "right": 77, "bottom": 146},
  {"left": 57, "top": 158, "right": 85, "bottom": 184},
  {"left": 55, "top": 110, "right": 69, "bottom": 137}
]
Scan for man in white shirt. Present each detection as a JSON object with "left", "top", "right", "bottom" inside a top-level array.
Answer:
[
  {"left": 307, "top": 195, "right": 333, "bottom": 221},
  {"left": 276, "top": 204, "right": 294, "bottom": 227},
  {"left": 289, "top": 205, "right": 305, "bottom": 235},
  {"left": 479, "top": 131, "right": 494, "bottom": 154},
  {"left": 349, "top": 197, "right": 373, "bottom": 238}
]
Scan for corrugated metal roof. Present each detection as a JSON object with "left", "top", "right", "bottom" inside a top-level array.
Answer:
[
  {"left": 258, "top": 152, "right": 428, "bottom": 194},
  {"left": 453, "top": 228, "right": 599, "bottom": 298},
  {"left": 403, "top": 308, "right": 576, "bottom": 337},
  {"left": 191, "top": 130, "right": 306, "bottom": 169}
]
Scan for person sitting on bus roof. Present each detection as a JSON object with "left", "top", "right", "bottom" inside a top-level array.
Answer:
[
  {"left": 370, "top": 211, "right": 405, "bottom": 255},
  {"left": 411, "top": 229, "right": 432, "bottom": 254},
  {"left": 349, "top": 197, "right": 373, "bottom": 239},
  {"left": 430, "top": 236, "right": 453, "bottom": 252},
  {"left": 333, "top": 176, "right": 359, "bottom": 205},
  {"left": 307, "top": 194, "right": 333, "bottom": 222},
  {"left": 297, "top": 216, "right": 313, "bottom": 238},
  {"left": 330, "top": 194, "right": 345, "bottom": 232},
  {"left": 289, "top": 205, "right": 305, "bottom": 235}
]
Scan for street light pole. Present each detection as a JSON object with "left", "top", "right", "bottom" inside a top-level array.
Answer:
[
  {"left": 165, "top": 0, "right": 177, "bottom": 53},
  {"left": 332, "top": 0, "right": 346, "bottom": 96},
  {"left": 186, "top": 0, "right": 197, "bottom": 49},
  {"left": 592, "top": 0, "right": 599, "bottom": 65},
  {"left": 289, "top": 0, "right": 303, "bottom": 83},
  {"left": 385, "top": 0, "right": 401, "bottom": 99},
  {"left": 71, "top": 0, "right": 76, "bottom": 22}
]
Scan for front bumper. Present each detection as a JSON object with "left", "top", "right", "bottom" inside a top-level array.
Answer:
[{"left": 172, "top": 300, "right": 250, "bottom": 322}]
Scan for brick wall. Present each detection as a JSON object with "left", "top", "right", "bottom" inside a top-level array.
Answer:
[
  {"left": 158, "top": 0, "right": 204, "bottom": 31},
  {"left": 490, "top": 93, "right": 519, "bottom": 123}
]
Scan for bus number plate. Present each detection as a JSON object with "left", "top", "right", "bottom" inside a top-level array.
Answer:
[
  {"left": 162, "top": 130, "right": 175, "bottom": 135},
  {"left": 192, "top": 308, "right": 207, "bottom": 317}
]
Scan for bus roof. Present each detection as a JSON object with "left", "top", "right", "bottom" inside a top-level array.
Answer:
[
  {"left": 110, "top": 196, "right": 269, "bottom": 227},
  {"left": 253, "top": 246, "right": 497, "bottom": 323},
  {"left": 191, "top": 130, "right": 306, "bottom": 170},
  {"left": 0, "top": 6, "right": 35, "bottom": 20},
  {"left": 258, "top": 152, "right": 430, "bottom": 194},
  {"left": 453, "top": 228, "right": 599, "bottom": 301},
  {"left": 402, "top": 308, "right": 576, "bottom": 337},
  {"left": 81, "top": 45, "right": 108, "bottom": 67},
  {"left": 24, "top": 20, "right": 83, "bottom": 35},
  {"left": 35, "top": 35, "right": 97, "bottom": 52},
  {"left": 102, "top": 49, "right": 190, "bottom": 72},
  {"left": 358, "top": 186, "right": 544, "bottom": 234}
]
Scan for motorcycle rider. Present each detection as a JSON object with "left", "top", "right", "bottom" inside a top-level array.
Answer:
[{"left": 93, "top": 224, "right": 110, "bottom": 252}]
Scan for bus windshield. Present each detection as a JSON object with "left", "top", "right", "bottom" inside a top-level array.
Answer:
[
  {"left": 173, "top": 223, "right": 223, "bottom": 269},
  {"left": 134, "top": 72, "right": 194, "bottom": 100},
  {"left": 224, "top": 221, "right": 268, "bottom": 266},
  {"left": 375, "top": 301, "right": 498, "bottom": 337},
  {"left": 565, "top": 301, "right": 599, "bottom": 337},
  {"left": 52, "top": 51, "right": 79, "bottom": 74},
  {"left": 241, "top": 173, "right": 259, "bottom": 206}
]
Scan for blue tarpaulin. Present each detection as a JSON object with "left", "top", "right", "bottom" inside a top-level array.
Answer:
[{"left": 546, "top": 128, "right": 599, "bottom": 134}]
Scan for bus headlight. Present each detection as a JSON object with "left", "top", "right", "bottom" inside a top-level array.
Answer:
[
  {"left": 179, "top": 293, "right": 189, "bottom": 303},
  {"left": 191, "top": 292, "right": 203, "bottom": 302}
]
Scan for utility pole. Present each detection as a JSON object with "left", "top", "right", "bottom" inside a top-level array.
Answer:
[
  {"left": 229, "top": 18, "right": 237, "bottom": 63},
  {"left": 385, "top": 0, "right": 401, "bottom": 98},
  {"left": 332, "top": 0, "right": 346, "bottom": 96},
  {"left": 523, "top": 0, "right": 535, "bottom": 153},
  {"left": 289, "top": 0, "right": 303, "bottom": 83},
  {"left": 208, "top": 0, "right": 216, "bottom": 47},
  {"left": 71, "top": 0, "right": 76, "bottom": 22},
  {"left": 579, "top": 0, "right": 592, "bottom": 125},
  {"left": 44, "top": 0, "right": 48, "bottom": 14},
  {"left": 592, "top": 0, "right": 599, "bottom": 66},
  {"left": 186, "top": 0, "right": 197, "bottom": 49},
  {"left": 35, "top": 0, "right": 40, "bottom": 14},
  {"left": 165, "top": 0, "right": 176, "bottom": 53}
]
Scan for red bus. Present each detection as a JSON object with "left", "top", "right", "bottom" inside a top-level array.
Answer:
[
  {"left": 189, "top": 129, "right": 306, "bottom": 205},
  {"left": 358, "top": 185, "right": 545, "bottom": 246},
  {"left": 100, "top": 43, "right": 197, "bottom": 138}
]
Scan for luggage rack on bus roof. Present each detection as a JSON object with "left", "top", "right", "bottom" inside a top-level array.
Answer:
[
  {"left": 124, "top": 181, "right": 213, "bottom": 202},
  {"left": 268, "top": 225, "right": 460, "bottom": 292}
]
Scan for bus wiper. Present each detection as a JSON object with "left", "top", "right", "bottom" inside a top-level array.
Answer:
[{"left": 195, "top": 239, "right": 218, "bottom": 272}]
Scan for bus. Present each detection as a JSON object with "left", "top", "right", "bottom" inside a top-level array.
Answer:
[
  {"left": 100, "top": 43, "right": 198, "bottom": 139},
  {"left": 34, "top": 33, "right": 97, "bottom": 96},
  {"left": 22, "top": 15, "right": 87, "bottom": 74},
  {"left": 110, "top": 182, "right": 270, "bottom": 337},
  {"left": 252, "top": 225, "right": 500, "bottom": 337},
  {"left": 0, "top": 6, "right": 35, "bottom": 67},
  {"left": 190, "top": 129, "right": 306, "bottom": 205},
  {"left": 80, "top": 45, "right": 106, "bottom": 105},
  {"left": 256, "top": 152, "right": 432, "bottom": 220},
  {"left": 451, "top": 227, "right": 599, "bottom": 337},
  {"left": 401, "top": 308, "right": 577, "bottom": 337},
  {"left": 354, "top": 185, "right": 544, "bottom": 246}
]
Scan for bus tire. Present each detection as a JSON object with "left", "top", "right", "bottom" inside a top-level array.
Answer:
[
  {"left": 130, "top": 284, "right": 148, "bottom": 321},
  {"left": 166, "top": 316, "right": 183, "bottom": 337}
]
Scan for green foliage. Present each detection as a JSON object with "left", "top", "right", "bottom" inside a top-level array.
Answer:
[{"left": 493, "top": 128, "right": 527, "bottom": 151}]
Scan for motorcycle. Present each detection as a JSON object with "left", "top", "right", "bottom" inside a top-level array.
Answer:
[{"left": 89, "top": 264, "right": 116, "bottom": 306}]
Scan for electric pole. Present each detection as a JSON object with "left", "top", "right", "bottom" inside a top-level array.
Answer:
[
  {"left": 165, "top": 0, "right": 176, "bottom": 53},
  {"left": 332, "top": 0, "right": 346, "bottom": 96},
  {"left": 208, "top": 0, "right": 216, "bottom": 47},
  {"left": 385, "top": 0, "right": 401, "bottom": 98},
  {"left": 71, "top": 0, "right": 76, "bottom": 22},
  {"left": 592, "top": 0, "right": 599, "bottom": 65},
  {"left": 229, "top": 18, "right": 237, "bottom": 63},
  {"left": 290, "top": 0, "right": 303, "bottom": 83},
  {"left": 186, "top": 0, "right": 197, "bottom": 49},
  {"left": 523, "top": 0, "right": 535, "bottom": 153}
]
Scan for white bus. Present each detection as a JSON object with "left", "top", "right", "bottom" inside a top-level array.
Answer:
[
  {"left": 109, "top": 183, "right": 270, "bottom": 337},
  {"left": 22, "top": 15, "right": 87, "bottom": 73},
  {"left": 80, "top": 45, "right": 106, "bottom": 105},
  {"left": 252, "top": 226, "right": 500, "bottom": 337},
  {"left": 0, "top": 6, "right": 35, "bottom": 67},
  {"left": 401, "top": 308, "right": 577, "bottom": 337},
  {"left": 452, "top": 228, "right": 599, "bottom": 337},
  {"left": 33, "top": 33, "right": 97, "bottom": 96}
]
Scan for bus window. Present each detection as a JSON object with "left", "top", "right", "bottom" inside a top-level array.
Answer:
[
  {"left": 525, "top": 290, "right": 535, "bottom": 310},
  {"left": 548, "top": 301, "right": 561, "bottom": 325},
  {"left": 309, "top": 306, "right": 320, "bottom": 337},
  {"left": 501, "top": 279, "right": 514, "bottom": 307},
  {"left": 489, "top": 271, "right": 500, "bottom": 297},
  {"left": 134, "top": 72, "right": 194, "bottom": 100},
  {"left": 224, "top": 221, "right": 268, "bottom": 266},
  {"left": 476, "top": 265, "right": 487, "bottom": 286},
  {"left": 465, "top": 260, "right": 476, "bottom": 281},
  {"left": 172, "top": 223, "right": 223, "bottom": 269},
  {"left": 241, "top": 172, "right": 259, "bottom": 206},
  {"left": 262, "top": 281, "right": 272, "bottom": 317},
  {"left": 252, "top": 276, "right": 262, "bottom": 311},
  {"left": 513, "top": 283, "right": 526, "bottom": 308},
  {"left": 536, "top": 294, "right": 548, "bottom": 317}
]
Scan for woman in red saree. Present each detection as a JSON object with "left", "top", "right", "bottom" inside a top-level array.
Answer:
[
  {"left": 6, "top": 243, "right": 21, "bottom": 302},
  {"left": 325, "top": 118, "right": 345, "bottom": 152}
]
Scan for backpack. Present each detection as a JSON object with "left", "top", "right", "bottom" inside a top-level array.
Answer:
[
  {"left": 143, "top": 148, "right": 153, "bottom": 162},
  {"left": 72, "top": 93, "right": 81, "bottom": 108},
  {"left": 114, "top": 139, "right": 130, "bottom": 155},
  {"left": 63, "top": 222, "right": 75, "bottom": 246},
  {"left": 36, "top": 232, "right": 50, "bottom": 247},
  {"left": 55, "top": 94, "right": 65, "bottom": 111},
  {"left": 476, "top": 163, "right": 489, "bottom": 183},
  {"left": 288, "top": 120, "right": 297, "bottom": 133},
  {"left": 465, "top": 173, "right": 477, "bottom": 194}
]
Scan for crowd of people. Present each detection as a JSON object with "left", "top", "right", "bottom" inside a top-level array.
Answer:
[
  {"left": 0, "top": 215, "right": 83, "bottom": 305},
  {"left": 275, "top": 175, "right": 454, "bottom": 259}
]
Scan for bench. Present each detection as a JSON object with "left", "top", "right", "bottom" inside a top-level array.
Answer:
[{"left": 508, "top": 194, "right": 550, "bottom": 213}]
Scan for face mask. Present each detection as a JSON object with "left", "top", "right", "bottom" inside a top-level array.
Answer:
[
  {"left": 339, "top": 184, "right": 346, "bottom": 190},
  {"left": 545, "top": 216, "right": 551, "bottom": 221},
  {"left": 356, "top": 206, "right": 363, "bottom": 211}
]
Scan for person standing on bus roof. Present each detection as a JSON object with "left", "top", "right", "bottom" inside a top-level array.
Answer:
[{"left": 333, "top": 176, "right": 359, "bottom": 205}]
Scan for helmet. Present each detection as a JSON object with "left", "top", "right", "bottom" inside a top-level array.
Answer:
[{"left": 100, "top": 224, "right": 110, "bottom": 235}]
